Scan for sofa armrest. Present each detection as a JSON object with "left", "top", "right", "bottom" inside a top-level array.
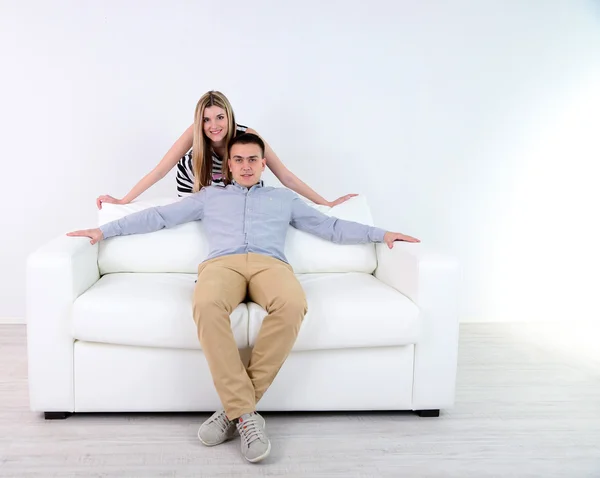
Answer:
[
  {"left": 26, "top": 236, "right": 100, "bottom": 413},
  {"left": 375, "top": 242, "right": 461, "bottom": 411}
]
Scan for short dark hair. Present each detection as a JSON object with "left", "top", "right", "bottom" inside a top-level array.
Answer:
[{"left": 228, "top": 133, "right": 265, "bottom": 157}]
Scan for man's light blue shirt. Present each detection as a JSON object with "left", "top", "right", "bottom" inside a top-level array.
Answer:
[{"left": 100, "top": 181, "right": 386, "bottom": 265}]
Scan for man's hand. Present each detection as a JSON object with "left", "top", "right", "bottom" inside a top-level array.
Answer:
[
  {"left": 327, "top": 193, "right": 358, "bottom": 208},
  {"left": 383, "top": 231, "right": 420, "bottom": 248},
  {"left": 67, "top": 228, "right": 104, "bottom": 245}
]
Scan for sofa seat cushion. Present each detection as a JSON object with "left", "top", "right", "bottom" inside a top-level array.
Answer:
[
  {"left": 248, "top": 273, "right": 420, "bottom": 351},
  {"left": 72, "top": 273, "right": 248, "bottom": 350}
]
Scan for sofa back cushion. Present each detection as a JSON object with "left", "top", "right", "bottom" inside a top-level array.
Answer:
[{"left": 97, "top": 195, "right": 377, "bottom": 275}]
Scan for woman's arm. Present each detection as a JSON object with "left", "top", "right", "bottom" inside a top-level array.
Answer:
[
  {"left": 246, "top": 128, "right": 356, "bottom": 207},
  {"left": 96, "top": 124, "right": 194, "bottom": 209}
]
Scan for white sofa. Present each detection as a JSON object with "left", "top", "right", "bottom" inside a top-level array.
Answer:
[{"left": 26, "top": 195, "right": 460, "bottom": 419}]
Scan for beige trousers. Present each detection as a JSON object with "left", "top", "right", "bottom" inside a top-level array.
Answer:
[{"left": 192, "top": 253, "right": 307, "bottom": 419}]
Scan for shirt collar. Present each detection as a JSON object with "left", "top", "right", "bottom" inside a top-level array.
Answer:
[{"left": 230, "top": 180, "right": 264, "bottom": 191}]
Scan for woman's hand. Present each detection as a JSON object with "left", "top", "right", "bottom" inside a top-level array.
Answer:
[
  {"left": 96, "top": 195, "right": 126, "bottom": 210},
  {"left": 327, "top": 194, "right": 358, "bottom": 207}
]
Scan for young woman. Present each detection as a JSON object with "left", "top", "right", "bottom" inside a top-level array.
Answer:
[{"left": 96, "top": 90, "right": 356, "bottom": 209}]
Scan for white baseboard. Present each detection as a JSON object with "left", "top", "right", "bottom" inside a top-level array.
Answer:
[{"left": 0, "top": 317, "right": 25, "bottom": 324}]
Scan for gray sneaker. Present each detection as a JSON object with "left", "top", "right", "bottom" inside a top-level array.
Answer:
[
  {"left": 236, "top": 412, "right": 270, "bottom": 463},
  {"left": 197, "top": 410, "right": 237, "bottom": 446}
]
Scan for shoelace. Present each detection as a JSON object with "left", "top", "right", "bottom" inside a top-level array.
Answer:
[
  {"left": 237, "top": 415, "right": 263, "bottom": 447},
  {"left": 209, "top": 411, "right": 233, "bottom": 434}
]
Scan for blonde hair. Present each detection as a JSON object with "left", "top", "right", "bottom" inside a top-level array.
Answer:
[{"left": 191, "top": 91, "right": 237, "bottom": 192}]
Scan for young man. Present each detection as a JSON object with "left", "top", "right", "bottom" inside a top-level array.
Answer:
[{"left": 68, "top": 133, "right": 419, "bottom": 463}]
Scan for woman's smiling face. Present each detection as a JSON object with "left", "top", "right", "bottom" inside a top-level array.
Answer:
[{"left": 202, "top": 106, "right": 228, "bottom": 144}]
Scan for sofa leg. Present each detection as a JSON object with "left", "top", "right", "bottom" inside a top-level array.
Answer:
[
  {"left": 416, "top": 409, "right": 440, "bottom": 417},
  {"left": 44, "top": 412, "right": 71, "bottom": 420}
]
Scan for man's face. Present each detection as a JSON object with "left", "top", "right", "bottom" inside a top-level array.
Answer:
[{"left": 228, "top": 143, "right": 266, "bottom": 187}]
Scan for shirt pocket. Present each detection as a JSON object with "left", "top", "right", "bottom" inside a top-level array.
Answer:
[{"left": 257, "top": 195, "right": 282, "bottom": 216}]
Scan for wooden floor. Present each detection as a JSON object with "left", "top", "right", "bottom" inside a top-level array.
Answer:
[{"left": 1, "top": 323, "right": 599, "bottom": 477}]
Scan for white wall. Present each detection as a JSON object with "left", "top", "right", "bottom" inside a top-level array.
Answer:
[{"left": 1, "top": 0, "right": 599, "bottom": 322}]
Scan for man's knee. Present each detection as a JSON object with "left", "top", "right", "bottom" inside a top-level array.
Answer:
[
  {"left": 271, "top": 294, "right": 307, "bottom": 321},
  {"left": 193, "top": 294, "right": 231, "bottom": 322}
]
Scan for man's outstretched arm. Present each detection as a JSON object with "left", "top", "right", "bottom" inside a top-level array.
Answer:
[
  {"left": 290, "top": 196, "right": 419, "bottom": 248},
  {"left": 67, "top": 191, "right": 206, "bottom": 244}
]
